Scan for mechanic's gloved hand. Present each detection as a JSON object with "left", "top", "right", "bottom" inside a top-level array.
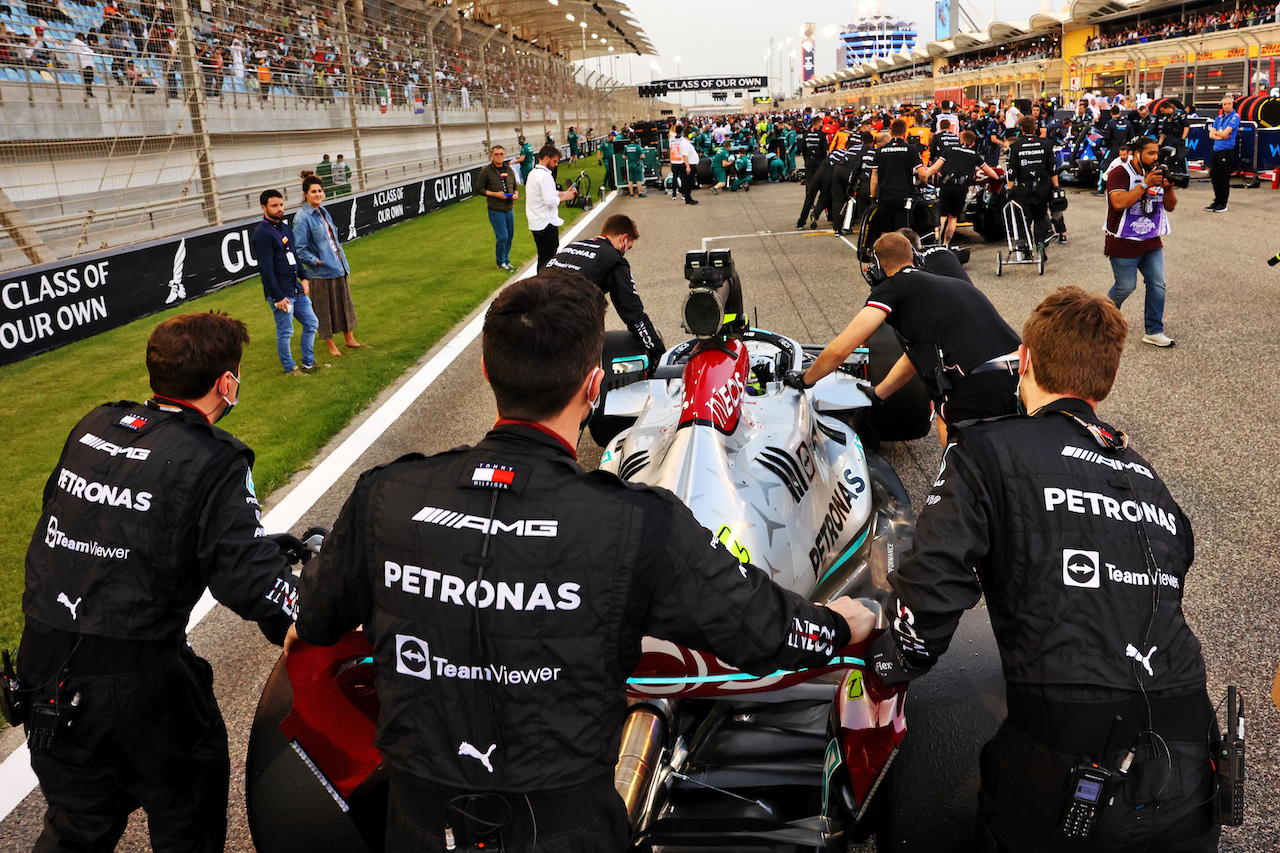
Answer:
[
  {"left": 860, "top": 381, "right": 884, "bottom": 407},
  {"left": 782, "top": 369, "right": 814, "bottom": 390}
]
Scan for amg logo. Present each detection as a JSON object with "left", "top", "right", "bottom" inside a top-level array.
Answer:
[
  {"left": 412, "top": 506, "right": 557, "bottom": 537},
  {"left": 79, "top": 433, "right": 151, "bottom": 460},
  {"left": 1060, "top": 445, "right": 1152, "bottom": 479}
]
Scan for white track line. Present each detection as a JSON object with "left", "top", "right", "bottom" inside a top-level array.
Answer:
[
  {"left": 700, "top": 229, "right": 817, "bottom": 250},
  {"left": 0, "top": 191, "right": 618, "bottom": 824}
]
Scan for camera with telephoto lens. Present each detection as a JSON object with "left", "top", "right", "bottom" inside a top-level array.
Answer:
[{"left": 1150, "top": 164, "right": 1189, "bottom": 189}]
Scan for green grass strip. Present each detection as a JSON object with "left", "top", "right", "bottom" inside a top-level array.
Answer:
[{"left": 0, "top": 160, "right": 608, "bottom": 650}]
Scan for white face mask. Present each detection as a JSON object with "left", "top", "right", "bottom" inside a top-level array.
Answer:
[{"left": 216, "top": 372, "right": 240, "bottom": 423}]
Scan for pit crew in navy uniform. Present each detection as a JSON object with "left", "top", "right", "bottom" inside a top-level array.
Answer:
[
  {"left": 17, "top": 311, "right": 300, "bottom": 853},
  {"left": 545, "top": 213, "right": 665, "bottom": 368},
  {"left": 784, "top": 232, "right": 1020, "bottom": 446},
  {"left": 853, "top": 286, "right": 1219, "bottom": 853},
  {"left": 295, "top": 271, "right": 873, "bottom": 853}
]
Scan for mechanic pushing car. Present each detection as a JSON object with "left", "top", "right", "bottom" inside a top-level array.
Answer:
[
  {"left": 544, "top": 214, "right": 665, "bottom": 368},
  {"left": 294, "top": 271, "right": 874, "bottom": 853},
  {"left": 851, "top": 286, "right": 1221, "bottom": 853},
  {"left": 784, "top": 232, "right": 1020, "bottom": 445},
  {"left": 7, "top": 312, "right": 300, "bottom": 852}
]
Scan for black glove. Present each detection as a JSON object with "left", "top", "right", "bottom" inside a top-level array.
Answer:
[
  {"left": 782, "top": 369, "right": 814, "bottom": 390},
  {"left": 862, "top": 382, "right": 883, "bottom": 406},
  {"left": 1268, "top": 253, "right": 1280, "bottom": 267}
]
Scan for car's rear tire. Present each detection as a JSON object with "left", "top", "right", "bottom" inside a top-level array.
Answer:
[
  {"left": 874, "top": 607, "right": 1006, "bottom": 852},
  {"left": 863, "top": 325, "right": 933, "bottom": 443},
  {"left": 588, "top": 330, "right": 649, "bottom": 447}
]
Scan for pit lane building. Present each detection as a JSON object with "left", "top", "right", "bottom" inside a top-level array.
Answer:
[{"left": 805, "top": 0, "right": 1280, "bottom": 115}]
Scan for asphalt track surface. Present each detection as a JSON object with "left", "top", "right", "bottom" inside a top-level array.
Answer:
[{"left": 1, "top": 174, "right": 1277, "bottom": 852}]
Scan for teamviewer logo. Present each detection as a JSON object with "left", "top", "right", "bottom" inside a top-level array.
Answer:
[
  {"left": 395, "top": 634, "right": 431, "bottom": 680},
  {"left": 1062, "top": 549, "right": 1100, "bottom": 588}
]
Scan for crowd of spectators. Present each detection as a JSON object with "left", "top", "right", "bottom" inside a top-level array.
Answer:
[
  {"left": 1087, "top": 2, "right": 1279, "bottom": 50},
  {"left": 0, "top": 0, "right": 587, "bottom": 111},
  {"left": 938, "top": 43, "right": 1058, "bottom": 75},
  {"left": 880, "top": 65, "right": 933, "bottom": 83}
]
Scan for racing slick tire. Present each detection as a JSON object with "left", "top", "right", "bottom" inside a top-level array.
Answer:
[
  {"left": 589, "top": 330, "right": 650, "bottom": 447},
  {"left": 862, "top": 324, "right": 933, "bottom": 444},
  {"left": 752, "top": 153, "right": 769, "bottom": 181},
  {"left": 875, "top": 607, "right": 1006, "bottom": 853},
  {"left": 695, "top": 159, "right": 712, "bottom": 186}
]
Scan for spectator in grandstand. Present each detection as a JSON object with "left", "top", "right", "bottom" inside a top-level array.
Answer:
[
  {"left": 526, "top": 144, "right": 577, "bottom": 271},
  {"left": 124, "top": 59, "right": 157, "bottom": 93},
  {"left": 68, "top": 32, "right": 95, "bottom": 96},
  {"left": 294, "top": 175, "right": 368, "bottom": 356},
  {"left": 254, "top": 189, "right": 318, "bottom": 375},
  {"left": 257, "top": 55, "right": 271, "bottom": 102},
  {"left": 1206, "top": 93, "right": 1240, "bottom": 212},
  {"left": 1105, "top": 136, "right": 1178, "bottom": 347},
  {"left": 478, "top": 144, "right": 519, "bottom": 272}
]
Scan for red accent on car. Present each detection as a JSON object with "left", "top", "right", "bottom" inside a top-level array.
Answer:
[
  {"left": 279, "top": 632, "right": 381, "bottom": 799},
  {"left": 677, "top": 339, "right": 749, "bottom": 433}
]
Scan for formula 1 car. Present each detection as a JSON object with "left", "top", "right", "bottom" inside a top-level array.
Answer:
[
  {"left": 244, "top": 250, "right": 1004, "bottom": 853},
  {"left": 1057, "top": 128, "right": 1104, "bottom": 187}
]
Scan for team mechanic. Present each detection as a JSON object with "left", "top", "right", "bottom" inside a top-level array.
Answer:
[
  {"left": 784, "top": 232, "right": 1020, "bottom": 445},
  {"left": 544, "top": 214, "right": 665, "bottom": 367},
  {"left": 12, "top": 312, "right": 300, "bottom": 852},
  {"left": 852, "top": 287, "right": 1219, "bottom": 853},
  {"left": 295, "top": 271, "right": 872, "bottom": 853},
  {"left": 1006, "top": 115, "right": 1061, "bottom": 249}
]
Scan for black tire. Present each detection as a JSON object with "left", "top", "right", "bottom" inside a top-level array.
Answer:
[
  {"left": 996, "top": 251, "right": 1003, "bottom": 277},
  {"left": 246, "top": 654, "right": 383, "bottom": 853},
  {"left": 864, "top": 324, "right": 932, "bottom": 442},
  {"left": 588, "top": 330, "right": 649, "bottom": 447},
  {"left": 695, "top": 159, "right": 712, "bottom": 186},
  {"left": 751, "top": 152, "right": 769, "bottom": 180},
  {"left": 875, "top": 608, "right": 1006, "bottom": 852}
]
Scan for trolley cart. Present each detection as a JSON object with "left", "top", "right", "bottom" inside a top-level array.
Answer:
[{"left": 995, "top": 198, "right": 1045, "bottom": 276}]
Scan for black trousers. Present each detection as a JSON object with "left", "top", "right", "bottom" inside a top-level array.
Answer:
[
  {"left": 1210, "top": 149, "right": 1235, "bottom": 207},
  {"left": 25, "top": 646, "right": 229, "bottom": 853},
  {"left": 533, "top": 224, "right": 559, "bottom": 271},
  {"left": 671, "top": 163, "right": 692, "bottom": 200},
  {"left": 81, "top": 66, "right": 93, "bottom": 94},
  {"left": 799, "top": 176, "right": 832, "bottom": 224},
  {"left": 830, "top": 167, "right": 857, "bottom": 231},
  {"left": 938, "top": 369, "right": 1019, "bottom": 425},
  {"left": 386, "top": 770, "right": 630, "bottom": 853},
  {"left": 1010, "top": 184, "right": 1052, "bottom": 247},
  {"left": 876, "top": 194, "right": 912, "bottom": 235},
  {"left": 977, "top": 720, "right": 1219, "bottom": 853}
]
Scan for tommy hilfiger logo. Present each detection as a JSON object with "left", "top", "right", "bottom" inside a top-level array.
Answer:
[{"left": 471, "top": 463, "right": 515, "bottom": 489}]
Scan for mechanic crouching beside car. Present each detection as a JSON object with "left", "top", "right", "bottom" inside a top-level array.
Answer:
[
  {"left": 784, "top": 231, "right": 1021, "bottom": 445},
  {"left": 294, "top": 270, "right": 873, "bottom": 853},
  {"left": 849, "top": 286, "right": 1220, "bottom": 853}
]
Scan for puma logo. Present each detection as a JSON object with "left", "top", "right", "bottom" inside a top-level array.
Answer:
[
  {"left": 1125, "top": 643, "right": 1157, "bottom": 677},
  {"left": 57, "top": 592, "right": 82, "bottom": 621},
  {"left": 458, "top": 741, "right": 496, "bottom": 773}
]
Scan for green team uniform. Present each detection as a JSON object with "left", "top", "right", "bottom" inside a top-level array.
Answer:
[
  {"left": 624, "top": 142, "right": 644, "bottom": 183},
  {"left": 768, "top": 154, "right": 786, "bottom": 182},
  {"left": 709, "top": 146, "right": 733, "bottom": 185},
  {"left": 518, "top": 141, "right": 534, "bottom": 182},
  {"left": 697, "top": 130, "right": 714, "bottom": 156},
  {"left": 568, "top": 130, "right": 580, "bottom": 158},
  {"left": 785, "top": 127, "right": 798, "bottom": 172},
  {"left": 730, "top": 152, "right": 753, "bottom": 191}
]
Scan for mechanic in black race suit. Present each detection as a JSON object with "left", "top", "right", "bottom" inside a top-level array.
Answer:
[
  {"left": 1007, "top": 115, "right": 1062, "bottom": 248},
  {"left": 15, "top": 312, "right": 300, "bottom": 852},
  {"left": 854, "top": 131, "right": 884, "bottom": 225},
  {"left": 870, "top": 119, "right": 943, "bottom": 236},
  {"left": 544, "top": 213, "right": 665, "bottom": 367},
  {"left": 828, "top": 140, "right": 862, "bottom": 235},
  {"left": 801, "top": 116, "right": 828, "bottom": 181},
  {"left": 784, "top": 232, "right": 1020, "bottom": 445},
  {"left": 1156, "top": 100, "right": 1190, "bottom": 173},
  {"left": 797, "top": 148, "right": 836, "bottom": 230},
  {"left": 1098, "top": 105, "right": 1133, "bottom": 192},
  {"left": 933, "top": 129, "right": 1000, "bottom": 246},
  {"left": 295, "top": 270, "right": 872, "bottom": 853},
  {"left": 853, "top": 286, "right": 1220, "bottom": 853},
  {"left": 896, "top": 227, "right": 973, "bottom": 285},
  {"left": 929, "top": 117, "right": 960, "bottom": 162}
]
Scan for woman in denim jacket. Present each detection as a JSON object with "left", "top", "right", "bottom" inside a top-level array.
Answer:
[{"left": 294, "top": 175, "right": 368, "bottom": 356}]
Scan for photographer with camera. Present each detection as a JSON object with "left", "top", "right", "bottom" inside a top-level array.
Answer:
[
  {"left": 1105, "top": 136, "right": 1179, "bottom": 347},
  {"left": 1155, "top": 100, "right": 1190, "bottom": 174}
]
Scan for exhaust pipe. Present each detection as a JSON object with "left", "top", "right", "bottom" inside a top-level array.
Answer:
[{"left": 614, "top": 700, "right": 670, "bottom": 827}]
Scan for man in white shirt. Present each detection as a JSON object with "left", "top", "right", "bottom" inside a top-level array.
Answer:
[
  {"left": 668, "top": 127, "right": 701, "bottom": 205},
  {"left": 1003, "top": 99, "right": 1022, "bottom": 131},
  {"left": 68, "top": 32, "right": 95, "bottom": 97},
  {"left": 526, "top": 145, "right": 578, "bottom": 270}
]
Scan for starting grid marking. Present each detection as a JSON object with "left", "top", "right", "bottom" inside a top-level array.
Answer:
[
  {"left": 0, "top": 191, "right": 620, "bottom": 826},
  {"left": 699, "top": 229, "right": 835, "bottom": 250}
]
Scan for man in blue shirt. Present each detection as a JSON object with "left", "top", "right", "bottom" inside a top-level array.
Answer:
[
  {"left": 1206, "top": 93, "right": 1241, "bottom": 212},
  {"left": 252, "top": 189, "right": 318, "bottom": 375}
]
